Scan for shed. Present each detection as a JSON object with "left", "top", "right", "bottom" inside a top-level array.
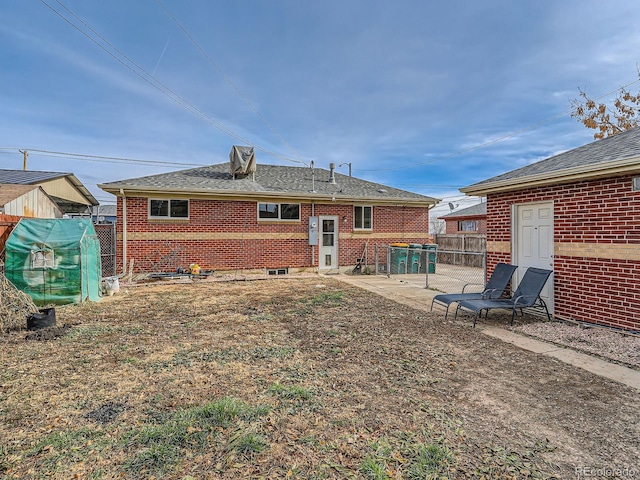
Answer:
[{"left": 5, "top": 218, "right": 102, "bottom": 305}]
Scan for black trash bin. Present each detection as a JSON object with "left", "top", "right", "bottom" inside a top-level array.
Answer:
[{"left": 27, "top": 308, "right": 56, "bottom": 330}]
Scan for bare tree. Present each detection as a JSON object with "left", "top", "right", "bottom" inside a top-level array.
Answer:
[
  {"left": 430, "top": 215, "right": 445, "bottom": 235},
  {"left": 570, "top": 82, "right": 640, "bottom": 139}
]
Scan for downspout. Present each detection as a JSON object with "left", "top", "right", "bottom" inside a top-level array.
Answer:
[
  {"left": 311, "top": 202, "right": 316, "bottom": 270},
  {"left": 120, "top": 189, "right": 127, "bottom": 274}
]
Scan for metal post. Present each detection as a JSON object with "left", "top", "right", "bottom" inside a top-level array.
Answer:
[
  {"left": 387, "top": 246, "right": 391, "bottom": 276},
  {"left": 375, "top": 244, "right": 379, "bottom": 274}
]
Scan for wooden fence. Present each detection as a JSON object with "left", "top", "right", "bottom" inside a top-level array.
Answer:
[
  {"left": 434, "top": 234, "right": 486, "bottom": 268},
  {"left": 0, "top": 214, "right": 21, "bottom": 255}
]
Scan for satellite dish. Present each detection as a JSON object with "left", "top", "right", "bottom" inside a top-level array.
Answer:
[
  {"left": 98, "top": 216, "right": 105, "bottom": 223},
  {"left": 448, "top": 202, "right": 459, "bottom": 212}
]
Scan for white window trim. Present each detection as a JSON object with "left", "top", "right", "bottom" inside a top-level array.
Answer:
[
  {"left": 353, "top": 205, "right": 373, "bottom": 230},
  {"left": 148, "top": 198, "right": 190, "bottom": 219},
  {"left": 257, "top": 202, "right": 301, "bottom": 222}
]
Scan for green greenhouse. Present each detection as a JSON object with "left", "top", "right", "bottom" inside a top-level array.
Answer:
[{"left": 5, "top": 218, "right": 102, "bottom": 305}]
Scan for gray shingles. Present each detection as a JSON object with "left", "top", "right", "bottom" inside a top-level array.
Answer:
[
  {"left": 439, "top": 202, "right": 486, "bottom": 218},
  {"left": 0, "top": 169, "right": 68, "bottom": 184},
  {"left": 99, "top": 163, "right": 437, "bottom": 202}
]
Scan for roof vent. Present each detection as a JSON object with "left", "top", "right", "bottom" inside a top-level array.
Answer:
[
  {"left": 229, "top": 146, "right": 257, "bottom": 180},
  {"left": 329, "top": 163, "right": 336, "bottom": 184}
]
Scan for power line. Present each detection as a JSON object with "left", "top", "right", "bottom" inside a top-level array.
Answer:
[
  {"left": 0, "top": 147, "right": 207, "bottom": 168},
  {"left": 39, "top": 0, "right": 305, "bottom": 165},
  {"left": 154, "top": 0, "right": 305, "bottom": 165}
]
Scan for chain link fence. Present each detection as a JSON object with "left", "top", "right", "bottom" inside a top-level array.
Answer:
[{"left": 373, "top": 244, "right": 486, "bottom": 293}]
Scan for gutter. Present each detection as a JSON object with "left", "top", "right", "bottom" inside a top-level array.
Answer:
[
  {"left": 98, "top": 184, "right": 440, "bottom": 208},
  {"left": 120, "top": 188, "right": 127, "bottom": 274}
]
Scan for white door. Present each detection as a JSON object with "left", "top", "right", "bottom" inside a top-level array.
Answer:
[
  {"left": 514, "top": 202, "right": 554, "bottom": 313},
  {"left": 319, "top": 216, "right": 338, "bottom": 270}
]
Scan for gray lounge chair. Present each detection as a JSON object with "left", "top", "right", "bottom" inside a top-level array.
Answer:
[
  {"left": 430, "top": 263, "right": 518, "bottom": 318},
  {"left": 455, "top": 267, "right": 553, "bottom": 327}
]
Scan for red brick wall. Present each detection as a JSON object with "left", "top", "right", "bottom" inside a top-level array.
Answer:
[
  {"left": 444, "top": 216, "right": 487, "bottom": 234},
  {"left": 116, "top": 198, "right": 429, "bottom": 273},
  {"left": 485, "top": 174, "right": 640, "bottom": 331}
]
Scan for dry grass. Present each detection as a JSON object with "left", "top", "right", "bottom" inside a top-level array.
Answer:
[
  {"left": 1, "top": 277, "right": 638, "bottom": 479},
  {"left": 0, "top": 274, "right": 38, "bottom": 332}
]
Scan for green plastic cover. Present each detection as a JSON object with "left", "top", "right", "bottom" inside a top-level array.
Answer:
[{"left": 5, "top": 218, "right": 102, "bottom": 306}]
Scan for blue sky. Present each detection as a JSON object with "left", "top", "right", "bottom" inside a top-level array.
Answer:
[{"left": 1, "top": 1, "right": 640, "bottom": 218}]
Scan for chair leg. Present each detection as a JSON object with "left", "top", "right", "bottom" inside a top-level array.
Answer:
[
  {"left": 444, "top": 305, "right": 450, "bottom": 319},
  {"left": 473, "top": 310, "right": 479, "bottom": 328}
]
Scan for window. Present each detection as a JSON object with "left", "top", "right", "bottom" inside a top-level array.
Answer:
[
  {"left": 354, "top": 206, "right": 372, "bottom": 230},
  {"left": 458, "top": 220, "right": 478, "bottom": 231},
  {"left": 258, "top": 203, "right": 300, "bottom": 221},
  {"left": 149, "top": 199, "right": 189, "bottom": 219},
  {"left": 31, "top": 249, "right": 55, "bottom": 268}
]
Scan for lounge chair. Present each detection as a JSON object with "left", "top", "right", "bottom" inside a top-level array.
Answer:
[
  {"left": 430, "top": 263, "right": 517, "bottom": 318},
  {"left": 455, "top": 267, "right": 553, "bottom": 327}
]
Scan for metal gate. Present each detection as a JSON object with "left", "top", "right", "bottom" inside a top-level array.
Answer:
[{"left": 95, "top": 223, "right": 116, "bottom": 277}]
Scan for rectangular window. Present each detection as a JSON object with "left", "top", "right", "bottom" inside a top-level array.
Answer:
[
  {"left": 354, "top": 206, "right": 372, "bottom": 230},
  {"left": 458, "top": 220, "right": 478, "bottom": 231},
  {"left": 258, "top": 203, "right": 300, "bottom": 221},
  {"left": 149, "top": 199, "right": 189, "bottom": 219},
  {"left": 31, "top": 249, "right": 55, "bottom": 268}
]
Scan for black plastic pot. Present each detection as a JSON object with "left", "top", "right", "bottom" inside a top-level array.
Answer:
[{"left": 27, "top": 308, "right": 56, "bottom": 330}]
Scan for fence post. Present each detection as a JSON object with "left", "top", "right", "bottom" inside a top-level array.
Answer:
[
  {"left": 387, "top": 245, "right": 391, "bottom": 276},
  {"left": 483, "top": 250, "right": 487, "bottom": 286},
  {"left": 375, "top": 244, "right": 379, "bottom": 274},
  {"left": 424, "top": 253, "right": 429, "bottom": 288}
]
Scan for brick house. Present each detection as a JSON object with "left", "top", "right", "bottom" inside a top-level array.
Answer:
[
  {"left": 438, "top": 202, "right": 487, "bottom": 234},
  {"left": 98, "top": 159, "right": 438, "bottom": 274},
  {"left": 460, "top": 127, "right": 640, "bottom": 332}
]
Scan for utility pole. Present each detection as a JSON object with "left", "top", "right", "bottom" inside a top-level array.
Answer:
[{"left": 19, "top": 149, "right": 28, "bottom": 170}]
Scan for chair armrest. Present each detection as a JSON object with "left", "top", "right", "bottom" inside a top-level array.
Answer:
[
  {"left": 512, "top": 295, "right": 538, "bottom": 307},
  {"left": 482, "top": 288, "right": 497, "bottom": 299},
  {"left": 462, "top": 282, "right": 484, "bottom": 293}
]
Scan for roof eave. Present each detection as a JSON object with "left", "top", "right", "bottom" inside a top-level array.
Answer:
[
  {"left": 98, "top": 183, "right": 439, "bottom": 207},
  {"left": 460, "top": 157, "right": 640, "bottom": 196}
]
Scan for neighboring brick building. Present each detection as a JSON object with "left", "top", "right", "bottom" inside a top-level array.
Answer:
[
  {"left": 438, "top": 202, "right": 487, "bottom": 234},
  {"left": 98, "top": 157, "right": 438, "bottom": 274},
  {"left": 461, "top": 127, "right": 640, "bottom": 332}
]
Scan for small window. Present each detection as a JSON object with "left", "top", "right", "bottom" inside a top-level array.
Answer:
[
  {"left": 354, "top": 206, "right": 372, "bottom": 230},
  {"left": 258, "top": 203, "right": 300, "bottom": 221},
  {"left": 458, "top": 220, "right": 478, "bottom": 231},
  {"left": 31, "top": 249, "right": 55, "bottom": 268},
  {"left": 149, "top": 199, "right": 189, "bottom": 219}
]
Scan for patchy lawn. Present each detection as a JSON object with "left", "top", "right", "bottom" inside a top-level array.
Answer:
[{"left": 1, "top": 277, "right": 638, "bottom": 479}]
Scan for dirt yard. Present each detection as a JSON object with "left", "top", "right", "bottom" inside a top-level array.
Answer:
[{"left": 1, "top": 277, "right": 638, "bottom": 479}]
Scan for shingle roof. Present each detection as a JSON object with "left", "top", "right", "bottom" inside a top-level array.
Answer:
[
  {"left": 462, "top": 127, "right": 640, "bottom": 195},
  {"left": 99, "top": 163, "right": 438, "bottom": 205},
  {"left": 0, "top": 169, "right": 68, "bottom": 184},
  {"left": 0, "top": 169, "right": 98, "bottom": 206},
  {"left": 0, "top": 184, "right": 39, "bottom": 206},
  {"left": 439, "top": 202, "right": 486, "bottom": 219}
]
